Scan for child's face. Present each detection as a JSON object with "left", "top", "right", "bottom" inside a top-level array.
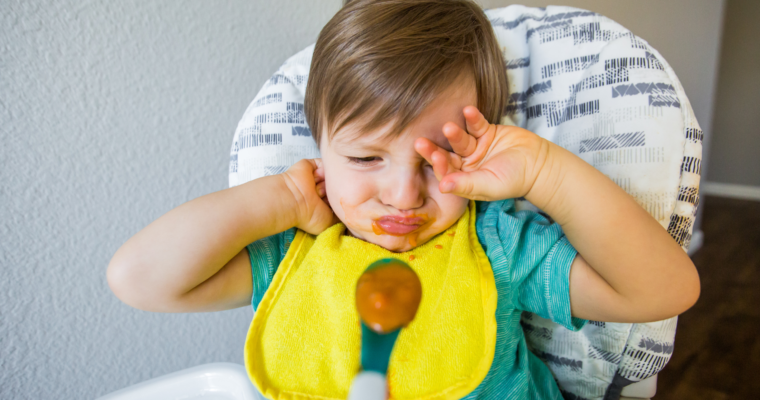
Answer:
[{"left": 320, "top": 74, "right": 476, "bottom": 252}]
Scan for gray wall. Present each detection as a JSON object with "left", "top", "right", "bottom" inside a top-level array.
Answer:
[
  {"left": 1, "top": 1, "right": 723, "bottom": 399},
  {"left": 706, "top": 0, "right": 760, "bottom": 187},
  {"left": 1, "top": 1, "right": 342, "bottom": 399}
]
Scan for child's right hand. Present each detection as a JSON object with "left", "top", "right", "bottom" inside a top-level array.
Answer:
[
  {"left": 107, "top": 158, "right": 337, "bottom": 313},
  {"left": 281, "top": 158, "right": 339, "bottom": 235}
]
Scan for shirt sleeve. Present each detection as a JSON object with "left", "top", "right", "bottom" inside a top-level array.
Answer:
[
  {"left": 246, "top": 228, "right": 297, "bottom": 311},
  {"left": 479, "top": 200, "right": 586, "bottom": 331}
]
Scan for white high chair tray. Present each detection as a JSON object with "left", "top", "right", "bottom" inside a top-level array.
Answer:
[{"left": 96, "top": 363, "right": 263, "bottom": 400}]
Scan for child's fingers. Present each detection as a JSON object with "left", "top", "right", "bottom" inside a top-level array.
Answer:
[
  {"left": 463, "top": 106, "right": 491, "bottom": 139},
  {"left": 431, "top": 150, "right": 463, "bottom": 181},
  {"left": 414, "top": 138, "right": 440, "bottom": 170},
  {"left": 439, "top": 169, "right": 498, "bottom": 200},
  {"left": 414, "top": 138, "right": 462, "bottom": 180},
  {"left": 316, "top": 181, "right": 327, "bottom": 198},
  {"left": 415, "top": 137, "right": 462, "bottom": 168},
  {"left": 414, "top": 137, "right": 435, "bottom": 156},
  {"left": 442, "top": 122, "right": 477, "bottom": 158},
  {"left": 430, "top": 151, "right": 450, "bottom": 181},
  {"left": 313, "top": 158, "right": 325, "bottom": 181}
]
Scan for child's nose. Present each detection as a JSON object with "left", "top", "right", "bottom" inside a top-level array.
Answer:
[{"left": 380, "top": 170, "right": 425, "bottom": 211}]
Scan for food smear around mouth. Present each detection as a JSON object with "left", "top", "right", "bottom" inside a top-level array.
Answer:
[
  {"left": 339, "top": 197, "right": 435, "bottom": 247},
  {"left": 356, "top": 259, "right": 422, "bottom": 334},
  {"left": 371, "top": 214, "right": 434, "bottom": 247}
]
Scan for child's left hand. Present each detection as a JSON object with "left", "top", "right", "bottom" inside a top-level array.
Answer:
[
  {"left": 414, "top": 106, "right": 550, "bottom": 202},
  {"left": 417, "top": 110, "right": 700, "bottom": 324}
]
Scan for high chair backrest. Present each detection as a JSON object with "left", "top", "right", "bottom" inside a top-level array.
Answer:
[{"left": 228, "top": 6, "right": 702, "bottom": 400}]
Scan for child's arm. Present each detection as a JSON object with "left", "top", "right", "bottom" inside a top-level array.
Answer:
[
  {"left": 107, "top": 159, "right": 336, "bottom": 313},
  {"left": 415, "top": 106, "right": 700, "bottom": 323}
]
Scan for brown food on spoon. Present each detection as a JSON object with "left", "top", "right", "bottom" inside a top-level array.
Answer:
[{"left": 355, "top": 260, "right": 422, "bottom": 334}]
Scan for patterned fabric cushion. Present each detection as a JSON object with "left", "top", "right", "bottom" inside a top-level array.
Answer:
[{"left": 228, "top": 5, "right": 702, "bottom": 400}]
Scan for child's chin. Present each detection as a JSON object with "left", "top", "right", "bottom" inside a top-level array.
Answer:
[
  {"left": 371, "top": 234, "right": 430, "bottom": 253},
  {"left": 345, "top": 226, "right": 434, "bottom": 252}
]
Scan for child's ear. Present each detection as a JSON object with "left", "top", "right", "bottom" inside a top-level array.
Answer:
[{"left": 314, "top": 159, "right": 325, "bottom": 177}]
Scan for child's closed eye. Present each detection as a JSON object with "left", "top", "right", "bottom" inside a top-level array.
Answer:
[{"left": 348, "top": 156, "right": 381, "bottom": 166}]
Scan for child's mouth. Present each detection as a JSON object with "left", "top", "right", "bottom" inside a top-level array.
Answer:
[{"left": 373, "top": 216, "right": 427, "bottom": 235}]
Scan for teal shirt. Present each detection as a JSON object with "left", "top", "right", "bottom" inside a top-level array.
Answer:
[{"left": 247, "top": 199, "right": 585, "bottom": 399}]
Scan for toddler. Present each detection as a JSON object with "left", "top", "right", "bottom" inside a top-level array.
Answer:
[{"left": 108, "top": 0, "right": 700, "bottom": 399}]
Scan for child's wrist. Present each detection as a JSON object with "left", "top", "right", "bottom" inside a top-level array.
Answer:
[
  {"left": 277, "top": 172, "right": 311, "bottom": 231},
  {"left": 523, "top": 142, "right": 575, "bottom": 224},
  {"left": 276, "top": 174, "right": 303, "bottom": 230},
  {"left": 238, "top": 175, "right": 300, "bottom": 234}
]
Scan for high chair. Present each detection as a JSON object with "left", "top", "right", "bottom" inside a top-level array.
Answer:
[{"left": 228, "top": 5, "right": 701, "bottom": 400}]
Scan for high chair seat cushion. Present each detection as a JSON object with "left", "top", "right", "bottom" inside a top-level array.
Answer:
[{"left": 229, "top": 5, "right": 702, "bottom": 400}]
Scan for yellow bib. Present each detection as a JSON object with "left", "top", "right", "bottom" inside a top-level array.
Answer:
[{"left": 245, "top": 201, "right": 497, "bottom": 400}]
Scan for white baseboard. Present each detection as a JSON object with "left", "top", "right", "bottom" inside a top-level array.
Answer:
[
  {"left": 688, "top": 229, "right": 703, "bottom": 256},
  {"left": 702, "top": 181, "right": 760, "bottom": 201}
]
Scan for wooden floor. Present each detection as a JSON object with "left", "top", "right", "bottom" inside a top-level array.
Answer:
[{"left": 656, "top": 196, "right": 760, "bottom": 399}]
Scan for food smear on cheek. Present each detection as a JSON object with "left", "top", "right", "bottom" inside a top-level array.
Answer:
[
  {"left": 339, "top": 198, "right": 360, "bottom": 227},
  {"left": 340, "top": 197, "right": 372, "bottom": 239},
  {"left": 355, "top": 260, "right": 422, "bottom": 334}
]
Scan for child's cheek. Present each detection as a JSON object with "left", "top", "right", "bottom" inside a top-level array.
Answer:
[
  {"left": 432, "top": 182, "right": 469, "bottom": 225},
  {"left": 325, "top": 169, "right": 374, "bottom": 223}
]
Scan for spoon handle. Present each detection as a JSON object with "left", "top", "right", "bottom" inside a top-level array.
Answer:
[
  {"left": 360, "top": 322, "right": 401, "bottom": 374},
  {"left": 347, "top": 371, "right": 387, "bottom": 400}
]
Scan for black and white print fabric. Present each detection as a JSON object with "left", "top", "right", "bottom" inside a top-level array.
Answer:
[{"left": 229, "top": 6, "right": 701, "bottom": 400}]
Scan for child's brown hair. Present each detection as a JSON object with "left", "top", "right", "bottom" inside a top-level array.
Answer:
[{"left": 305, "top": 0, "right": 508, "bottom": 146}]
